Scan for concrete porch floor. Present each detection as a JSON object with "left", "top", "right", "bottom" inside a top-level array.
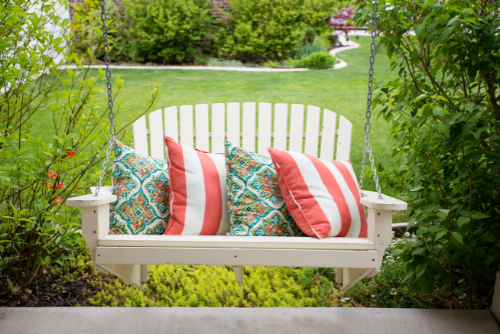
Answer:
[{"left": 1, "top": 307, "right": 499, "bottom": 334}]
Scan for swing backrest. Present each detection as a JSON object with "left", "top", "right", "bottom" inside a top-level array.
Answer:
[{"left": 132, "top": 103, "right": 352, "bottom": 161}]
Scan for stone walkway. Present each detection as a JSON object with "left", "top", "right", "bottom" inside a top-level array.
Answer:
[{"left": 1, "top": 307, "right": 499, "bottom": 334}]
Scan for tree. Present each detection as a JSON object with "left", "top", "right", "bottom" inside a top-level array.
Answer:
[{"left": 354, "top": 0, "right": 500, "bottom": 308}]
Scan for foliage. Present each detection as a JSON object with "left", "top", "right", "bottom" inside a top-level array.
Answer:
[
  {"left": 302, "top": 52, "right": 335, "bottom": 69},
  {"left": 212, "top": 0, "right": 336, "bottom": 61},
  {"left": 124, "top": 0, "right": 214, "bottom": 64},
  {"left": 347, "top": 233, "right": 437, "bottom": 308},
  {"left": 289, "top": 36, "right": 330, "bottom": 60},
  {"left": 0, "top": 0, "right": 160, "bottom": 295},
  {"left": 207, "top": 58, "right": 243, "bottom": 67},
  {"left": 89, "top": 265, "right": 348, "bottom": 307},
  {"left": 70, "top": 0, "right": 129, "bottom": 62},
  {"left": 354, "top": 0, "right": 500, "bottom": 308},
  {"left": 326, "top": 7, "right": 355, "bottom": 40}
]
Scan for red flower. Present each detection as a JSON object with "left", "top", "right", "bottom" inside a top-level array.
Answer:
[
  {"left": 52, "top": 196, "right": 63, "bottom": 206},
  {"left": 55, "top": 182, "right": 64, "bottom": 190},
  {"left": 66, "top": 151, "right": 75, "bottom": 158},
  {"left": 48, "top": 170, "right": 57, "bottom": 180}
]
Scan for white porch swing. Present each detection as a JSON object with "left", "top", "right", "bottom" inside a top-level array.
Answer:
[{"left": 66, "top": 0, "right": 407, "bottom": 291}]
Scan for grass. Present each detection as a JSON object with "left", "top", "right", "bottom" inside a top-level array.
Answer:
[{"left": 34, "top": 36, "right": 398, "bottom": 193}]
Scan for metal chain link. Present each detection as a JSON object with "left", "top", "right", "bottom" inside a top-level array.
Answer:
[
  {"left": 359, "top": 0, "right": 383, "bottom": 200},
  {"left": 94, "top": 0, "right": 116, "bottom": 197}
]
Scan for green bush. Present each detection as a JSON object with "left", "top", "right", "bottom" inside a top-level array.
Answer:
[
  {"left": 213, "top": 0, "right": 335, "bottom": 61},
  {"left": 124, "top": 0, "right": 214, "bottom": 64},
  {"left": 288, "top": 36, "right": 329, "bottom": 60},
  {"left": 0, "top": 0, "right": 161, "bottom": 295},
  {"left": 354, "top": 0, "right": 500, "bottom": 308},
  {"left": 70, "top": 0, "right": 129, "bottom": 62},
  {"left": 302, "top": 52, "right": 335, "bottom": 69}
]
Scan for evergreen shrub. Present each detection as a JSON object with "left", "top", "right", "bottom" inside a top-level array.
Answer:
[
  {"left": 124, "top": 0, "right": 214, "bottom": 64},
  {"left": 212, "top": 0, "right": 335, "bottom": 61}
]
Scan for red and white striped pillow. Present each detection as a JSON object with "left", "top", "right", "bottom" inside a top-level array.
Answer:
[
  {"left": 164, "top": 137, "right": 230, "bottom": 235},
  {"left": 268, "top": 148, "right": 367, "bottom": 239}
]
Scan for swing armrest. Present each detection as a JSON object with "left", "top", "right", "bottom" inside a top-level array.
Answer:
[
  {"left": 360, "top": 190, "right": 407, "bottom": 211},
  {"left": 66, "top": 194, "right": 117, "bottom": 208}
]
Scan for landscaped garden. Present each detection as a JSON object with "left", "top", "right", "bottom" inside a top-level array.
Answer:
[{"left": 0, "top": 0, "right": 498, "bottom": 312}]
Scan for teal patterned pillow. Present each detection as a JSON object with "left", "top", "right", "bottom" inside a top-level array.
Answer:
[
  {"left": 110, "top": 141, "right": 169, "bottom": 235},
  {"left": 225, "top": 141, "right": 303, "bottom": 236}
]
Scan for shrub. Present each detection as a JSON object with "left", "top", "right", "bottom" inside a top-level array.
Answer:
[
  {"left": 354, "top": 0, "right": 500, "bottom": 308},
  {"left": 302, "top": 52, "right": 335, "bottom": 69},
  {"left": 0, "top": 0, "right": 160, "bottom": 295},
  {"left": 70, "top": 0, "right": 129, "bottom": 62},
  {"left": 124, "top": 0, "right": 214, "bottom": 64},
  {"left": 212, "top": 0, "right": 335, "bottom": 61},
  {"left": 288, "top": 36, "right": 329, "bottom": 60}
]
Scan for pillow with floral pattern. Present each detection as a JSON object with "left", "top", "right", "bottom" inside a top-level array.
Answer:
[
  {"left": 225, "top": 141, "right": 303, "bottom": 236},
  {"left": 110, "top": 141, "right": 169, "bottom": 235}
]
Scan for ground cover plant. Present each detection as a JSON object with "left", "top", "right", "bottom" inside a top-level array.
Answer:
[{"left": 354, "top": 0, "right": 500, "bottom": 309}]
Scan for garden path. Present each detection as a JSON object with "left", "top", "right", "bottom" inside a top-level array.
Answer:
[{"left": 59, "top": 37, "right": 358, "bottom": 72}]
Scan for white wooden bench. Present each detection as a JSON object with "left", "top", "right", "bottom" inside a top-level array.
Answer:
[{"left": 67, "top": 102, "right": 407, "bottom": 291}]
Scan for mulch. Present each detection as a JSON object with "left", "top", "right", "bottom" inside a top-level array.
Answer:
[{"left": 0, "top": 268, "right": 111, "bottom": 307}]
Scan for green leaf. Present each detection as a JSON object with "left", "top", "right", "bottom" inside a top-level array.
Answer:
[
  {"left": 412, "top": 94, "right": 427, "bottom": 103},
  {"left": 437, "top": 95, "right": 449, "bottom": 102},
  {"left": 115, "top": 76, "right": 123, "bottom": 89},
  {"left": 432, "top": 107, "right": 445, "bottom": 117},
  {"left": 457, "top": 216, "right": 470, "bottom": 228},
  {"left": 423, "top": 0, "right": 434, "bottom": 9},
  {"left": 34, "top": 172, "right": 51, "bottom": 181},
  {"left": 438, "top": 27, "right": 456, "bottom": 41},
  {"left": 0, "top": 240, "right": 12, "bottom": 244},
  {"left": 452, "top": 232, "right": 463, "bottom": 245},
  {"left": 434, "top": 230, "right": 447, "bottom": 242},
  {"left": 471, "top": 211, "right": 489, "bottom": 219},
  {"left": 436, "top": 209, "right": 450, "bottom": 220},
  {"left": 464, "top": 102, "right": 475, "bottom": 112}
]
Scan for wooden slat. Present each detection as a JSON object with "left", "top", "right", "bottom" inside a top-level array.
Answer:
[
  {"left": 227, "top": 102, "right": 240, "bottom": 146},
  {"left": 257, "top": 103, "right": 272, "bottom": 156},
  {"left": 148, "top": 109, "right": 164, "bottom": 160},
  {"left": 132, "top": 115, "right": 149, "bottom": 156},
  {"left": 179, "top": 105, "right": 194, "bottom": 147},
  {"left": 289, "top": 104, "right": 305, "bottom": 152},
  {"left": 96, "top": 247, "right": 378, "bottom": 269},
  {"left": 242, "top": 102, "right": 256, "bottom": 152},
  {"left": 336, "top": 115, "right": 352, "bottom": 160},
  {"left": 211, "top": 103, "right": 225, "bottom": 153},
  {"left": 273, "top": 103, "right": 288, "bottom": 150},
  {"left": 195, "top": 104, "right": 209, "bottom": 151},
  {"left": 304, "top": 105, "right": 320, "bottom": 157},
  {"left": 98, "top": 235, "right": 375, "bottom": 250},
  {"left": 320, "top": 109, "right": 337, "bottom": 161},
  {"left": 164, "top": 106, "right": 179, "bottom": 143},
  {"left": 319, "top": 109, "right": 337, "bottom": 161}
]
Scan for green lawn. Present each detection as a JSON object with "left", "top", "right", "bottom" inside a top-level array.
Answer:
[{"left": 46, "top": 36, "right": 398, "bottom": 192}]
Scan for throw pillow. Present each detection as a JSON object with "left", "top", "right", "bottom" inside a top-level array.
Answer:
[
  {"left": 268, "top": 148, "right": 367, "bottom": 239},
  {"left": 110, "top": 141, "right": 170, "bottom": 235},
  {"left": 164, "top": 137, "right": 230, "bottom": 235},
  {"left": 225, "top": 141, "right": 303, "bottom": 236}
]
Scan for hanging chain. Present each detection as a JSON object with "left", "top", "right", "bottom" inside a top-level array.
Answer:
[
  {"left": 94, "top": 0, "right": 116, "bottom": 197},
  {"left": 359, "top": 0, "right": 383, "bottom": 200}
]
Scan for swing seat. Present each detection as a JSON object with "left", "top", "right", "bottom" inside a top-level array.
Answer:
[{"left": 67, "top": 102, "right": 407, "bottom": 290}]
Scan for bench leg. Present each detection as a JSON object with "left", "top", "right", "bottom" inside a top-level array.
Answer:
[{"left": 232, "top": 266, "right": 245, "bottom": 286}]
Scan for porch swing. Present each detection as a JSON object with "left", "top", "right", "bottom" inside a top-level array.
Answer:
[{"left": 66, "top": 0, "right": 407, "bottom": 290}]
